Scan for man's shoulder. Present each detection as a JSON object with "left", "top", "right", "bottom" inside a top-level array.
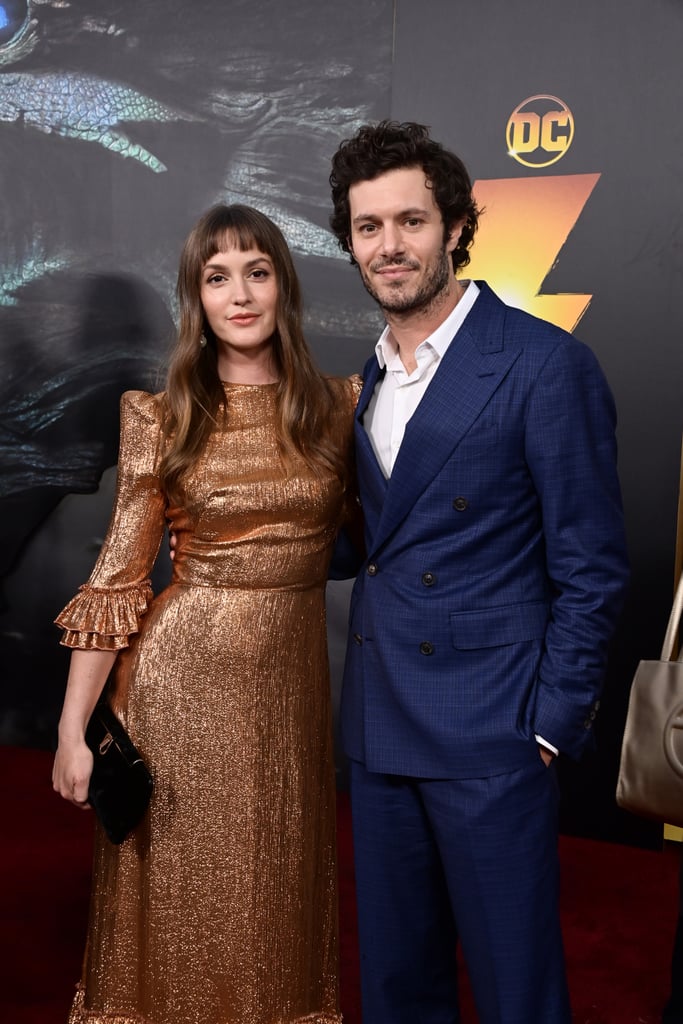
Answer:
[
  {"left": 470, "top": 281, "right": 587, "bottom": 362},
  {"left": 473, "top": 282, "right": 570, "bottom": 338}
]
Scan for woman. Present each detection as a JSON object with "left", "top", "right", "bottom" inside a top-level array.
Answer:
[{"left": 52, "top": 204, "right": 360, "bottom": 1024}]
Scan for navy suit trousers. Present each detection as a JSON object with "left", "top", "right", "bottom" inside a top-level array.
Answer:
[{"left": 349, "top": 758, "right": 571, "bottom": 1024}]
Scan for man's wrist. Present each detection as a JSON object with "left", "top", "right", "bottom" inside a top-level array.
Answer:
[{"left": 535, "top": 733, "right": 559, "bottom": 757}]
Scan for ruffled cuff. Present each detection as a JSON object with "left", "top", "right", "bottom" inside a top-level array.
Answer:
[{"left": 55, "top": 580, "right": 153, "bottom": 651}]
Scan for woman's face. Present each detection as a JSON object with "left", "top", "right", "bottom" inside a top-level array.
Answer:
[{"left": 200, "top": 242, "right": 279, "bottom": 379}]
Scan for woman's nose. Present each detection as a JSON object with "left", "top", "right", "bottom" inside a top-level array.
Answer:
[{"left": 229, "top": 280, "right": 250, "bottom": 304}]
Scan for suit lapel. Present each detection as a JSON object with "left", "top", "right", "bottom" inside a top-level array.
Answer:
[
  {"left": 354, "top": 357, "right": 389, "bottom": 536},
  {"left": 368, "top": 284, "right": 521, "bottom": 553}
]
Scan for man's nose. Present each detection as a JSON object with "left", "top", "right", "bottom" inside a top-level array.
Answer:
[{"left": 380, "top": 224, "right": 405, "bottom": 256}]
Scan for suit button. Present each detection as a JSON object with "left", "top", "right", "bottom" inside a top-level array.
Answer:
[
  {"left": 355, "top": 495, "right": 362, "bottom": 506},
  {"left": 367, "top": 563, "right": 378, "bottom": 576},
  {"left": 421, "top": 572, "right": 436, "bottom": 587},
  {"left": 353, "top": 633, "right": 363, "bottom": 646},
  {"left": 419, "top": 641, "right": 434, "bottom": 656},
  {"left": 453, "top": 497, "right": 469, "bottom": 511},
  {"left": 583, "top": 719, "right": 593, "bottom": 730}
]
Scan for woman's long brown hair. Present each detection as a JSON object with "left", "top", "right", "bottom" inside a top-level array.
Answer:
[{"left": 159, "top": 204, "right": 349, "bottom": 503}]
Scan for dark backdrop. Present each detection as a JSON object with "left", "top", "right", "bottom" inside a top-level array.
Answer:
[
  {"left": 389, "top": 0, "right": 683, "bottom": 845},
  {"left": 1, "top": 0, "right": 681, "bottom": 847}
]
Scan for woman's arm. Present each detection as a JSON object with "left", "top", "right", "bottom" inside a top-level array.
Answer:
[
  {"left": 52, "top": 648, "right": 117, "bottom": 807},
  {"left": 52, "top": 391, "right": 167, "bottom": 808},
  {"left": 52, "top": 647, "right": 116, "bottom": 806}
]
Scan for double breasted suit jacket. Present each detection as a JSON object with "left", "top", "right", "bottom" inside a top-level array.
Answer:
[{"left": 341, "top": 282, "right": 629, "bottom": 780}]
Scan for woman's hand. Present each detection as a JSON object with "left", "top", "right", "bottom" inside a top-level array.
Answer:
[{"left": 52, "top": 738, "right": 94, "bottom": 808}]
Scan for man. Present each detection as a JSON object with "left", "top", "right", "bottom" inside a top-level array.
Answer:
[{"left": 329, "top": 121, "right": 629, "bottom": 1024}]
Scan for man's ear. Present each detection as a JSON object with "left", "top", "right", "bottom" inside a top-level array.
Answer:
[
  {"left": 446, "top": 217, "right": 467, "bottom": 254},
  {"left": 346, "top": 236, "right": 354, "bottom": 257}
]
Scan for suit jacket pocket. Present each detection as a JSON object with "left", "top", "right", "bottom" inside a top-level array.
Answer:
[{"left": 450, "top": 601, "right": 549, "bottom": 649}]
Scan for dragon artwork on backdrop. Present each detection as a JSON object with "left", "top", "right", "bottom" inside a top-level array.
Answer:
[{"left": 0, "top": 0, "right": 391, "bottom": 742}]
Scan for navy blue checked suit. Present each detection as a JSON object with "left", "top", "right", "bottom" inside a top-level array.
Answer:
[{"left": 340, "top": 283, "right": 630, "bottom": 1024}]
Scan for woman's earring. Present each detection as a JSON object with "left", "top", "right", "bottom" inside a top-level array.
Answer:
[{"left": 199, "top": 332, "right": 208, "bottom": 348}]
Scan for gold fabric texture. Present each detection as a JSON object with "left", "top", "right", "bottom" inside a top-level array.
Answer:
[{"left": 56, "top": 378, "right": 360, "bottom": 1024}]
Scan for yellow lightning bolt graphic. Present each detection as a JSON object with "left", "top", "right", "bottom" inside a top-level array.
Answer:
[{"left": 468, "top": 174, "right": 600, "bottom": 332}]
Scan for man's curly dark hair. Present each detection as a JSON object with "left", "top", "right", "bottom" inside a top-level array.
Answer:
[{"left": 329, "top": 120, "right": 479, "bottom": 272}]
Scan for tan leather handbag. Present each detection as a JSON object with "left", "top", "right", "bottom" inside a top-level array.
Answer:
[{"left": 616, "top": 573, "right": 683, "bottom": 828}]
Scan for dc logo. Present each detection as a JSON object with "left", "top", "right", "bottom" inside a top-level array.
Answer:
[
  {"left": 664, "top": 702, "right": 683, "bottom": 779},
  {"left": 506, "top": 95, "right": 574, "bottom": 168}
]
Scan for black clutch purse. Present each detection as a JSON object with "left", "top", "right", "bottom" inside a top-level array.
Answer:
[{"left": 85, "top": 700, "right": 154, "bottom": 844}]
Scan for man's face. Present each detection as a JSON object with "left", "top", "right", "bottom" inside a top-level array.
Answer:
[{"left": 347, "top": 166, "right": 463, "bottom": 317}]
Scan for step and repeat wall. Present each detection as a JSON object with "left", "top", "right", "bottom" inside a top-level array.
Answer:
[
  {"left": 387, "top": 0, "right": 683, "bottom": 844},
  {"left": 0, "top": 0, "right": 393, "bottom": 743},
  {"left": 1, "top": 0, "right": 680, "bottom": 845}
]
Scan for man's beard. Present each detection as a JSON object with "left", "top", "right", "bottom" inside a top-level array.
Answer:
[{"left": 360, "top": 246, "right": 452, "bottom": 316}]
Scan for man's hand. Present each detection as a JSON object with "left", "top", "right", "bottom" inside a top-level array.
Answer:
[{"left": 538, "top": 745, "right": 555, "bottom": 767}]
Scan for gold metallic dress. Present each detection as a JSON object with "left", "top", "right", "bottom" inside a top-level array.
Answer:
[{"left": 56, "top": 378, "right": 360, "bottom": 1024}]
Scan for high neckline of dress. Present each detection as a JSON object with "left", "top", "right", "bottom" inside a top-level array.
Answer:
[{"left": 220, "top": 380, "right": 278, "bottom": 390}]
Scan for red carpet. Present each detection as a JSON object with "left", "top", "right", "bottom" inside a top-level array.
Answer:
[{"left": 1, "top": 746, "right": 679, "bottom": 1023}]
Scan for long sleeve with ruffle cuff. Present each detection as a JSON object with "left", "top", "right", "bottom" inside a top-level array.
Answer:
[{"left": 56, "top": 579, "right": 154, "bottom": 651}]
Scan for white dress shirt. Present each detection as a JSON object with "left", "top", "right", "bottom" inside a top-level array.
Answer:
[{"left": 364, "top": 281, "right": 479, "bottom": 477}]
